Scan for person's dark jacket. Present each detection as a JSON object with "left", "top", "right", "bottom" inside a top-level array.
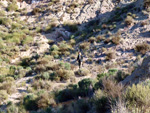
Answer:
[{"left": 77, "top": 54, "right": 83, "bottom": 61}]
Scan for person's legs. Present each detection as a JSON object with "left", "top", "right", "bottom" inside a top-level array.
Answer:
[{"left": 78, "top": 60, "right": 81, "bottom": 68}]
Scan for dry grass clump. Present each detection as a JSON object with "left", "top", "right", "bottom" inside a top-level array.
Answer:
[
  {"left": 105, "top": 51, "right": 116, "bottom": 60},
  {"left": 135, "top": 43, "right": 150, "bottom": 54},
  {"left": 32, "top": 8, "right": 41, "bottom": 15},
  {"left": 32, "top": 80, "right": 51, "bottom": 90},
  {"left": 55, "top": 69, "right": 74, "bottom": 81},
  {"left": 88, "top": 37, "right": 96, "bottom": 43},
  {"left": 102, "top": 24, "right": 107, "bottom": 29},
  {"left": 111, "top": 35, "right": 121, "bottom": 45},
  {"left": 103, "top": 78, "right": 123, "bottom": 99},
  {"left": 79, "top": 42, "right": 90, "bottom": 50},
  {"left": 0, "top": 81, "right": 16, "bottom": 94},
  {"left": 75, "top": 68, "right": 90, "bottom": 77},
  {"left": 125, "top": 16, "right": 133, "bottom": 26},
  {"left": 45, "top": 22, "right": 58, "bottom": 33},
  {"left": 141, "top": 21, "right": 149, "bottom": 26},
  {"left": 37, "top": 92, "right": 56, "bottom": 109},
  {"left": 96, "top": 35, "right": 105, "bottom": 42}
]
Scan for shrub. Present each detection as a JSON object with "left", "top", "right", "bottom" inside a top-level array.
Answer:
[
  {"left": 0, "top": 17, "right": 12, "bottom": 26},
  {"left": 22, "top": 36, "right": 33, "bottom": 45},
  {"left": 88, "top": 37, "right": 96, "bottom": 43},
  {"left": 0, "top": 81, "right": 16, "bottom": 94},
  {"left": 32, "top": 8, "right": 41, "bottom": 15},
  {"left": 56, "top": 69, "right": 74, "bottom": 81},
  {"left": 51, "top": 44, "right": 59, "bottom": 51},
  {"left": 111, "top": 36, "right": 121, "bottom": 45},
  {"left": 75, "top": 68, "right": 90, "bottom": 76},
  {"left": 102, "top": 78, "right": 123, "bottom": 99},
  {"left": 58, "top": 42, "right": 72, "bottom": 55},
  {"left": 70, "top": 39, "right": 76, "bottom": 46},
  {"left": 63, "top": 22, "right": 78, "bottom": 32},
  {"left": 95, "top": 96, "right": 109, "bottom": 113},
  {"left": 96, "top": 35, "right": 105, "bottom": 42},
  {"left": 23, "top": 94, "right": 38, "bottom": 111},
  {"left": 41, "top": 72, "right": 50, "bottom": 80},
  {"left": 32, "top": 80, "right": 51, "bottom": 90},
  {"left": 0, "top": 90, "right": 8, "bottom": 105},
  {"left": 57, "top": 88, "right": 75, "bottom": 102},
  {"left": 6, "top": 103, "right": 18, "bottom": 113},
  {"left": 79, "top": 42, "right": 90, "bottom": 50},
  {"left": 11, "top": 23, "right": 22, "bottom": 30},
  {"left": 125, "top": 16, "right": 133, "bottom": 26},
  {"left": 125, "top": 84, "right": 150, "bottom": 111},
  {"left": 59, "top": 62, "right": 71, "bottom": 70},
  {"left": 45, "top": 22, "right": 57, "bottom": 33},
  {"left": 105, "top": 51, "right": 116, "bottom": 60},
  {"left": 135, "top": 43, "right": 150, "bottom": 54},
  {"left": 7, "top": 2, "right": 18, "bottom": 11},
  {"left": 114, "top": 70, "right": 128, "bottom": 82},
  {"left": 0, "top": 10, "right": 5, "bottom": 16},
  {"left": 74, "top": 99, "right": 90, "bottom": 113},
  {"left": 37, "top": 92, "right": 56, "bottom": 109},
  {"left": 78, "top": 78, "right": 95, "bottom": 96}
]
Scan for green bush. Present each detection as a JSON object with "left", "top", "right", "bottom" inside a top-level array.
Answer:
[
  {"left": 125, "top": 84, "right": 150, "bottom": 109},
  {"left": 6, "top": 103, "right": 18, "bottom": 113},
  {"left": 23, "top": 94, "right": 38, "bottom": 111},
  {"left": 7, "top": 2, "right": 18, "bottom": 11},
  {"left": 0, "top": 10, "right": 5, "bottom": 16},
  {"left": 0, "top": 90, "right": 8, "bottom": 105},
  {"left": 41, "top": 72, "right": 50, "bottom": 80},
  {"left": 0, "top": 17, "right": 12, "bottom": 26},
  {"left": 11, "top": 23, "right": 22, "bottom": 30},
  {"left": 74, "top": 99, "right": 90, "bottom": 113},
  {"left": 51, "top": 44, "right": 59, "bottom": 51},
  {"left": 57, "top": 88, "right": 75, "bottom": 102},
  {"left": 59, "top": 61, "right": 71, "bottom": 70},
  {"left": 78, "top": 78, "right": 95, "bottom": 96},
  {"left": 22, "top": 36, "right": 33, "bottom": 45},
  {"left": 95, "top": 96, "right": 109, "bottom": 113}
]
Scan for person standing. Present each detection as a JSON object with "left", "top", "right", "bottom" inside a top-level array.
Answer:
[{"left": 77, "top": 51, "right": 83, "bottom": 69}]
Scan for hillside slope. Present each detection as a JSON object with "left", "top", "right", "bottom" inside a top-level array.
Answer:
[{"left": 0, "top": 0, "right": 150, "bottom": 113}]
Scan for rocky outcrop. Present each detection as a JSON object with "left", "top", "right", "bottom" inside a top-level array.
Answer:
[{"left": 121, "top": 56, "right": 150, "bottom": 86}]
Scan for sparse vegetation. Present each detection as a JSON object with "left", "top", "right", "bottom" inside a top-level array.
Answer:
[
  {"left": 105, "top": 51, "right": 116, "bottom": 60},
  {"left": 135, "top": 43, "right": 150, "bottom": 54},
  {"left": 7, "top": 1, "right": 18, "bottom": 11},
  {"left": 0, "top": 0, "right": 150, "bottom": 112},
  {"left": 125, "top": 16, "right": 133, "bottom": 26}
]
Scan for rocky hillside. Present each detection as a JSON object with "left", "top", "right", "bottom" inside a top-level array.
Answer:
[{"left": 0, "top": 0, "right": 150, "bottom": 113}]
